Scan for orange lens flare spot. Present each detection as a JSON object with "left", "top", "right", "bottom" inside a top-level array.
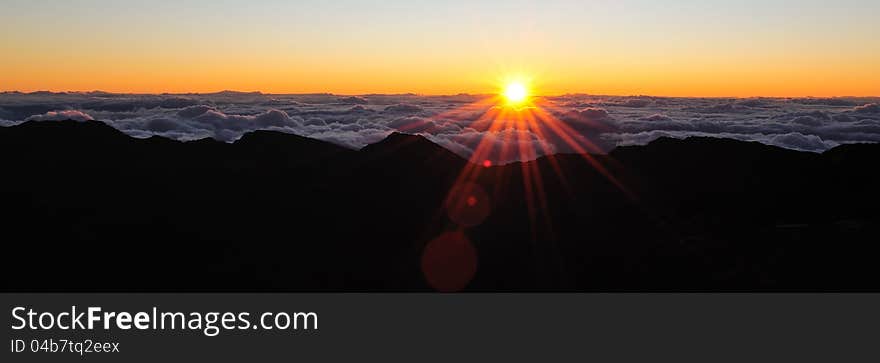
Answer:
[
  {"left": 421, "top": 231, "right": 478, "bottom": 292},
  {"left": 444, "top": 182, "right": 491, "bottom": 227},
  {"left": 466, "top": 196, "right": 478, "bottom": 206}
]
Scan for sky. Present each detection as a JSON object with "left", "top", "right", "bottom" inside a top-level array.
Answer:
[{"left": 1, "top": 0, "right": 878, "bottom": 96}]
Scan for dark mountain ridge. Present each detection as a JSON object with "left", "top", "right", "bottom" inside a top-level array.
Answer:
[{"left": 1, "top": 120, "right": 879, "bottom": 291}]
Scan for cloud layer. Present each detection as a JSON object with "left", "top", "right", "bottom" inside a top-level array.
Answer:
[{"left": 2, "top": 91, "right": 878, "bottom": 162}]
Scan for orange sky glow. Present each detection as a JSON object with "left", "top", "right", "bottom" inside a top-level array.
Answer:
[{"left": 2, "top": 1, "right": 878, "bottom": 97}]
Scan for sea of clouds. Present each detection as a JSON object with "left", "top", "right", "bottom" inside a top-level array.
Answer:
[{"left": 1, "top": 91, "right": 878, "bottom": 163}]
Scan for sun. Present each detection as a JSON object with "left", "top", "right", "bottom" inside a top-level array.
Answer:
[{"left": 503, "top": 82, "right": 529, "bottom": 104}]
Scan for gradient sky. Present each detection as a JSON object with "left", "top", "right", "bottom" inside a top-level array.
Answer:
[{"left": 1, "top": 0, "right": 878, "bottom": 96}]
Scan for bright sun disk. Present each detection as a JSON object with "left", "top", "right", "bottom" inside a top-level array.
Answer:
[{"left": 503, "top": 82, "right": 528, "bottom": 104}]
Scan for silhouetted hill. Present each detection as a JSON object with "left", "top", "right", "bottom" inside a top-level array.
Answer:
[
  {"left": 1, "top": 121, "right": 879, "bottom": 291},
  {"left": 361, "top": 132, "right": 462, "bottom": 162},
  {"left": 234, "top": 130, "right": 354, "bottom": 162}
]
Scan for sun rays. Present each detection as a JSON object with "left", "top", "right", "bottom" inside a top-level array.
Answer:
[
  {"left": 409, "top": 75, "right": 641, "bottom": 290},
  {"left": 420, "top": 78, "right": 636, "bottom": 239}
]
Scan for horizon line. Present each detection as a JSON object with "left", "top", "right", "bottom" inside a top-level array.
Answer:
[{"left": 2, "top": 89, "right": 879, "bottom": 99}]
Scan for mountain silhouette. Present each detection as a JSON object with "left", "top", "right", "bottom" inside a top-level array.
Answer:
[{"left": 1, "top": 120, "right": 878, "bottom": 291}]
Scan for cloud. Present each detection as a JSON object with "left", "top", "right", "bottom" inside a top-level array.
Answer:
[
  {"left": 25, "top": 110, "right": 94, "bottom": 122},
  {"left": 683, "top": 103, "right": 746, "bottom": 114},
  {"left": 383, "top": 104, "right": 424, "bottom": 114},
  {"left": 832, "top": 114, "right": 857, "bottom": 123},
  {"left": 780, "top": 110, "right": 830, "bottom": 121},
  {"left": 564, "top": 107, "right": 610, "bottom": 120},
  {"left": 306, "top": 127, "right": 392, "bottom": 149},
  {"left": 146, "top": 118, "right": 188, "bottom": 132},
  {"left": 736, "top": 98, "right": 773, "bottom": 108},
  {"left": 181, "top": 109, "right": 301, "bottom": 141},
  {"left": 348, "top": 105, "right": 372, "bottom": 113},
  {"left": 255, "top": 109, "right": 299, "bottom": 127},
  {"left": 2, "top": 92, "right": 879, "bottom": 160},
  {"left": 387, "top": 116, "right": 461, "bottom": 134},
  {"left": 768, "top": 132, "right": 832, "bottom": 151},
  {"left": 790, "top": 115, "right": 823, "bottom": 127},
  {"left": 789, "top": 98, "right": 856, "bottom": 106},
  {"left": 178, "top": 105, "right": 216, "bottom": 118},
  {"left": 337, "top": 96, "right": 369, "bottom": 105},
  {"left": 853, "top": 103, "right": 879, "bottom": 114},
  {"left": 617, "top": 98, "right": 653, "bottom": 108},
  {"left": 557, "top": 108, "right": 617, "bottom": 135},
  {"left": 642, "top": 114, "right": 672, "bottom": 121},
  {"left": 81, "top": 96, "right": 198, "bottom": 112},
  {"left": 0, "top": 119, "right": 22, "bottom": 127},
  {"left": 303, "top": 117, "right": 327, "bottom": 126}
]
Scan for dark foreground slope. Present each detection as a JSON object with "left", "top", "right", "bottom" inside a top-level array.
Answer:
[{"left": 1, "top": 120, "right": 878, "bottom": 291}]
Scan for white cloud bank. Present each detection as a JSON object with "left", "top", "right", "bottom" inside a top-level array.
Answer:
[{"left": 1, "top": 92, "right": 878, "bottom": 162}]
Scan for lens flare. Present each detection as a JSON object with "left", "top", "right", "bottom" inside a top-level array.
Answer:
[
  {"left": 421, "top": 231, "right": 478, "bottom": 292},
  {"left": 444, "top": 182, "right": 491, "bottom": 227},
  {"left": 401, "top": 74, "right": 635, "bottom": 291}
]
